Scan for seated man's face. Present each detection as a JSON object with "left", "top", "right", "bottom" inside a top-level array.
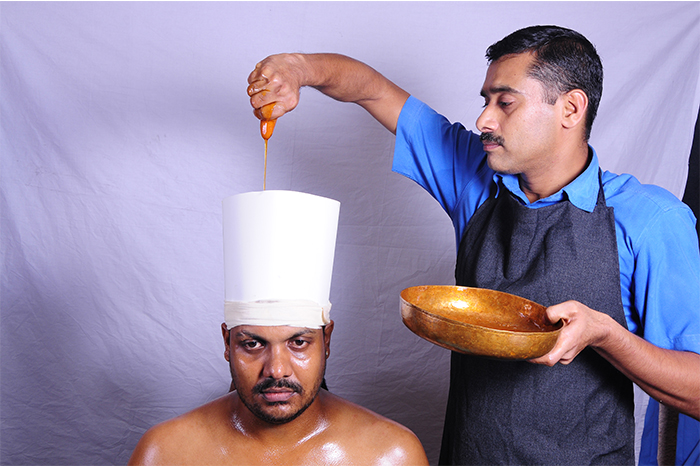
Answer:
[{"left": 222, "top": 323, "right": 332, "bottom": 424}]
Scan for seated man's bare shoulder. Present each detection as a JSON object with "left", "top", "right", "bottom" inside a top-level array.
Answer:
[
  {"left": 128, "top": 394, "right": 239, "bottom": 466},
  {"left": 129, "top": 390, "right": 427, "bottom": 466},
  {"left": 321, "top": 391, "right": 429, "bottom": 465}
]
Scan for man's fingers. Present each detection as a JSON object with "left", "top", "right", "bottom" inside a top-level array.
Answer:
[
  {"left": 247, "top": 79, "right": 269, "bottom": 97},
  {"left": 246, "top": 62, "right": 264, "bottom": 84},
  {"left": 252, "top": 102, "right": 285, "bottom": 121},
  {"left": 260, "top": 102, "right": 276, "bottom": 120},
  {"left": 249, "top": 87, "right": 277, "bottom": 115},
  {"left": 247, "top": 56, "right": 300, "bottom": 119}
]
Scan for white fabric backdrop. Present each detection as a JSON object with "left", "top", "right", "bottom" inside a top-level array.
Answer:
[{"left": 2, "top": 2, "right": 699, "bottom": 465}]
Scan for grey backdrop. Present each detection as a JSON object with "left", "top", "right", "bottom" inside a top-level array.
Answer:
[{"left": 2, "top": 2, "right": 699, "bottom": 465}]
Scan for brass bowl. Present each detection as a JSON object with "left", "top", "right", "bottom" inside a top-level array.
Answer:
[{"left": 400, "top": 285, "right": 562, "bottom": 360}]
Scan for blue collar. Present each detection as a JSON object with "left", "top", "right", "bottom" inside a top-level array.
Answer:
[{"left": 492, "top": 147, "right": 600, "bottom": 213}]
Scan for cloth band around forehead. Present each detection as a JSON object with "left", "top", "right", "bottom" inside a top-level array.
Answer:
[{"left": 225, "top": 299, "right": 331, "bottom": 329}]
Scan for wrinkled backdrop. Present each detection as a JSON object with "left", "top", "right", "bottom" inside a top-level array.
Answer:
[{"left": 2, "top": 2, "right": 699, "bottom": 464}]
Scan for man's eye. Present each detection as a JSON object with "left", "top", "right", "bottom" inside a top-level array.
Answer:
[
  {"left": 242, "top": 340, "right": 262, "bottom": 350},
  {"left": 499, "top": 101, "right": 513, "bottom": 107},
  {"left": 290, "top": 339, "right": 309, "bottom": 348}
]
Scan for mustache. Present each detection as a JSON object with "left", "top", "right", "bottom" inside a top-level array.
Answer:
[
  {"left": 253, "top": 378, "right": 303, "bottom": 395},
  {"left": 480, "top": 132, "right": 505, "bottom": 146}
]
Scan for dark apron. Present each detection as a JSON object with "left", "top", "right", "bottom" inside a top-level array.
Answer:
[{"left": 440, "top": 173, "right": 635, "bottom": 465}]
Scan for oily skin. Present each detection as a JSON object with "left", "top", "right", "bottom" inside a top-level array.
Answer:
[
  {"left": 127, "top": 322, "right": 430, "bottom": 465},
  {"left": 223, "top": 323, "right": 330, "bottom": 427}
]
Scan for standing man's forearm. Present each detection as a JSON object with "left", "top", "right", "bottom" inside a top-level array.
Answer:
[
  {"left": 532, "top": 301, "right": 700, "bottom": 420},
  {"left": 247, "top": 53, "right": 409, "bottom": 133},
  {"left": 593, "top": 317, "right": 700, "bottom": 420}
]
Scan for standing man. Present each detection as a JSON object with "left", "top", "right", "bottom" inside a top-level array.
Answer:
[
  {"left": 247, "top": 26, "right": 700, "bottom": 464},
  {"left": 128, "top": 190, "right": 429, "bottom": 465}
]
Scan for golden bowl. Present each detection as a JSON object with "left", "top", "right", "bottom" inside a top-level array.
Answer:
[{"left": 400, "top": 285, "right": 562, "bottom": 360}]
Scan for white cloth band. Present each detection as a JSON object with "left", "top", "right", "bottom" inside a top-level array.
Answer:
[{"left": 224, "top": 299, "right": 331, "bottom": 329}]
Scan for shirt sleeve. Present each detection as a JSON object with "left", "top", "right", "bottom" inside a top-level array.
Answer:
[
  {"left": 392, "top": 96, "right": 493, "bottom": 244},
  {"left": 620, "top": 183, "right": 700, "bottom": 353},
  {"left": 633, "top": 202, "right": 699, "bottom": 466}
]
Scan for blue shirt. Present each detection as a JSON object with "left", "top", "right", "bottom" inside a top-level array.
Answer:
[{"left": 393, "top": 96, "right": 700, "bottom": 464}]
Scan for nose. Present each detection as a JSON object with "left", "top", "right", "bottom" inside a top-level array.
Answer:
[
  {"left": 476, "top": 104, "right": 498, "bottom": 134},
  {"left": 262, "top": 345, "right": 293, "bottom": 379}
]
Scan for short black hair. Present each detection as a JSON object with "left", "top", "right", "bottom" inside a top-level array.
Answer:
[{"left": 486, "top": 25, "right": 603, "bottom": 141}]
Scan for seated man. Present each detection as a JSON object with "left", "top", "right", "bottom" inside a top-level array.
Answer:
[
  {"left": 128, "top": 321, "right": 427, "bottom": 465},
  {"left": 128, "top": 190, "right": 428, "bottom": 466}
]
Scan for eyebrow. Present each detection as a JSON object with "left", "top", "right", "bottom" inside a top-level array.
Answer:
[
  {"left": 480, "top": 85, "right": 523, "bottom": 98},
  {"left": 235, "top": 328, "right": 316, "bottom": 341}
]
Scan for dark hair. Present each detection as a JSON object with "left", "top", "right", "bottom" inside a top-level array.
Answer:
[{"left": 486, "top": 25, "right": 603, "bottom": 141}]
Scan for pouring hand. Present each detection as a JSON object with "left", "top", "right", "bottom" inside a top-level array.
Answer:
[
  {"left": 247, "top": 54, "right": 304, "bottom": 121},
  {"left": 247, "top": 53, "right": 409, "bottom": 133}
]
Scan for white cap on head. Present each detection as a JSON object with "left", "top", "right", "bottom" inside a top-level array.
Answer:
[{"left": 222, "top": 190, "right": 340, "bottom": 329}]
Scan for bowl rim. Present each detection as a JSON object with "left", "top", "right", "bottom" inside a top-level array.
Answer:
[{"left": 400, "top": 286, "right": 563, "bottom": 335}]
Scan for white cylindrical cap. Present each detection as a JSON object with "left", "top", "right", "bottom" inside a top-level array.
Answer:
[{"left": 222, "top": 190, "right": 340, "bottom": 329}]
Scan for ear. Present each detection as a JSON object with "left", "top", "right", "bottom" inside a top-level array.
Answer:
[
  {"left": 323, "top": 320, "right": 334, "bottom": 359},
  {"left": 561, "top": 89, "right": 588, "bottom": 131},
  {"left": 221, "top": 323, "right": 231, "bottom": 362}
]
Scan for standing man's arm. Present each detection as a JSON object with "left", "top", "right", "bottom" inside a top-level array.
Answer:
[
  {"left": 247, "top": 53, "right": 409, "bottom": 134},
  {"left": 531, "top": 303, "right": 700, "bottom": 420}
]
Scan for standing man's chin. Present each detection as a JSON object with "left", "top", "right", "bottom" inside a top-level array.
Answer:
[{"left": 486, "top": 156, "right": 502, "bottom": 173}]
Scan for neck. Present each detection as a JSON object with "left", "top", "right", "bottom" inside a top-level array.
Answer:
[{"left": 519, "top": 143, "right": 590, "bottom": 203}]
